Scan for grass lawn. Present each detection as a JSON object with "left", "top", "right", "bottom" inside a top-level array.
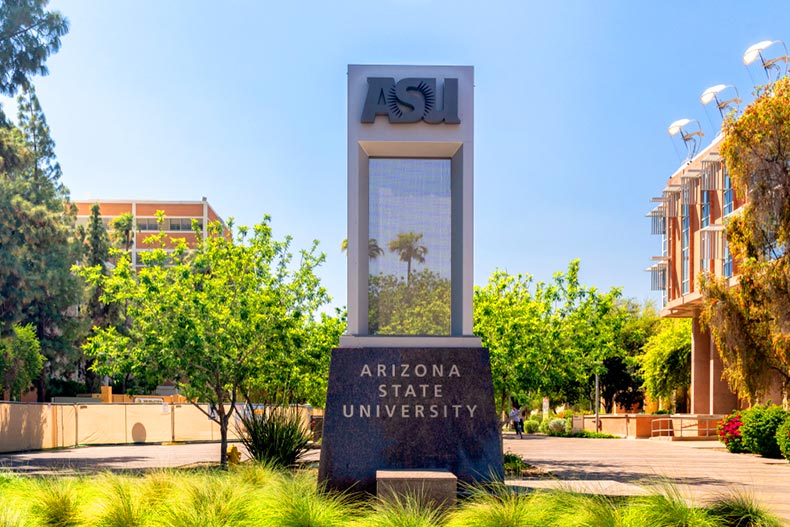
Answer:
[{"left": 0, "top": 464, "right": 781, "bottom": 527}]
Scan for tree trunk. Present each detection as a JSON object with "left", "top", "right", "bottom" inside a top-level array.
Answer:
[{"left": 220, "top": 417, "right": 228, "bottom": 469}]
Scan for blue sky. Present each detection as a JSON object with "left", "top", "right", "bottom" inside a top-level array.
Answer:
[{"left": 19, "top": 1, "right": 790, "bottom": 311}]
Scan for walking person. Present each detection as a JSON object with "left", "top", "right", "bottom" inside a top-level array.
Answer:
[{"left": 509, "top": 405, "right": 524, "bottom": 439}]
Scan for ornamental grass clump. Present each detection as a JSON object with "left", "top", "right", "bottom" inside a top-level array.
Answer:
[
  {"left": 740, "top": 404, "right": 788, "bottom": 458},
  {"left": 356, "top": 493, "right": 445, "bottom": 527},
  {"left": 27, "top": 477, "right": 85, "bottom": 527},
  {"left": 707, "top": 489, "right": 782, "bottom": 527},
  {"left": 157, "top": 469, "right": 262, "bottom": 527},
  {"left": 257, "top": 471, "right": 358, "bottom": 527},
  {"left": 620, "top": 485, "right": 718, "bottom": 527},
  {"left": 444, "top": 486, "right": 544, "bottom": 527},
  {"left": 89, "top": 474, "right": 149, "bottom": 527},
  {"left": 717, "top": 411, "right": 747, "bottom": 453}
]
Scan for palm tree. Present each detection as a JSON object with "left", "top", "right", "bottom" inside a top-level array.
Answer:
[
  {"left": 341, "top": 238, "right": 384, "bottom": 260},
  {"left": 388, "top": 231, "right": 427, "bottom": 281},
  {"left": 110, "top": 213, "right": 134, "bottom": 251}
]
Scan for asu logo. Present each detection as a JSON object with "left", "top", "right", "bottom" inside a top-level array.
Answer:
[{"left": 361, "top": 77, "right": 460, "bottom": 124}]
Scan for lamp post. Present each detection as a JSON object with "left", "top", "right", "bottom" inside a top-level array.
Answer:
[
  {"left": 591, "top": 360, "right": 603, "bottom": 433},
  {"left": 595, "top": 371, "right": 600, "bottom": 432}
]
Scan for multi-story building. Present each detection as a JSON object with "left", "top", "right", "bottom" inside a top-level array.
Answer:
[
  {"left": 648, "top": 134, "right": 782, "bottom": 414},
  {"left": 73, "top": 198, "right": 224, "bottom": 267}
]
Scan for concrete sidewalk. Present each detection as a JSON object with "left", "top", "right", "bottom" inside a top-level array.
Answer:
[{"left": 503, "top": 434, "right": 790, "bottom": 522}]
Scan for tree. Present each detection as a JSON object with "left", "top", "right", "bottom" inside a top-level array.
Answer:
[
  {"left": 640, "top": 318, "right": 691, "bottom": 412},
  {"left": 79, "top": 216, "right": 335, "bottom": 467},
  {"left": 388, "top": 231, "right": 427, "bottom": 280},
  {"left": 0, "top": 0, "right": 69, "bottom": 115},
  {"left": 473, "top": 261, "right": 623, "bottom": 417},
  {"left": 110, "top": 213, "right": 134, "bottom": 252},
  {"left": 0, "top": 323, "right": 43, "bottom": 400},
  {"left": 597, "top": 300, "right": 658, "bottom": 413},
  {"left": 13, "top": 87, "right": 81, "bottom": 400},
  {"left": 77, "top": 203, "right": 112, "bottom": 392},
  {"left": 340, "top": 237, "right": 384, "bottom": 260},
  {"left": 368, "top": 269, "right": 450, "bottom": 335},
  {"left": 700, "top": 76, "right": 790, "bottom": 402}
]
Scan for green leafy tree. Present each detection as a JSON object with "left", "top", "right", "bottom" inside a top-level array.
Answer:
[
  {"left": 700, "top": 76, "right": 790, "bottom": 401},
  {"left": 368, "top": 269, "right": 450, "bottom": 335},
  {"left": 474, "top": 261, "right": 623, "bottom": 417},
  {"left": 388, "top": 231, "right": 427, "bottom": 280},
  {"left": 79, "top": 216, "right": 335, "bottom": 466},
  {"left": 640, "top": 318, "right": 691, "bottom": 411},
  {"left": 76, "top": 203, "right": 112, "bottom": 392},
  {"left": 598, "top": 300, "right": 658, "bottom": 413},
  {"left": 0, "top": 323, "right": 43, "bottom": 400}
]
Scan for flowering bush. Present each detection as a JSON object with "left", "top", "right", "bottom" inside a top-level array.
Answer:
[
  {"left": 775, "top": 416, "right": 790, "bottom": 462},
  {"left": 717, "top": 411, "right": 746, "bottom": 453}
]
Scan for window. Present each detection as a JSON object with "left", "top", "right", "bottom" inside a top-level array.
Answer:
[
  {"left": 137, "top": 218, "right": 159, "bottom": 231},
  {"left": 368, "top": 158, "right": 451, "bottom": 336},
  {"left": 723, "top": 238, "right": 733, "bottom": 278},
  {"left": 723, "top": 167, "right": 734, "bottom": 216},
  {"left": 701, "top": 190, "right": 710, "bottom": 228}
]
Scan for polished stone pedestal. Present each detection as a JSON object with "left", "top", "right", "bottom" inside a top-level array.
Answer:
[{"left": 318, "top": 347, "right": 503, "bottom": 494}]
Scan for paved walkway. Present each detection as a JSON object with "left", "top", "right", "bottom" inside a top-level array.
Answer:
[
  {"left": 0, "top": 436, "right": 788, "bottom": 521},
  {"left": 504, "top": 434, "right": 790, "bottom": 522}
]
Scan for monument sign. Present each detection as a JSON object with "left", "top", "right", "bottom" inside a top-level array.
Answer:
[{"left": 318, "top": 65, "right": 502, "bottom": 493}]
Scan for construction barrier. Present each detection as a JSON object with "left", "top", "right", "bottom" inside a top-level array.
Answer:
[{"left": 0, "top": 402, "right": 313, "bottom": 454}]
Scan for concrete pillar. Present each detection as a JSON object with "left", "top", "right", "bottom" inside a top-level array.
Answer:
[{"left": 691, "top": 316, "right": 711, "bottom": 414}]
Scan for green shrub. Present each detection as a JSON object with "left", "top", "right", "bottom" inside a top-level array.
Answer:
[
  {"left": 569, "top": 430, "right": 617, "bottom": 439},
  {"left": 717, "top": 411, "right": 747, "bottom": 453},
  {"left": 524, "top": 420, "right": 539, "bottom": 434},
  {"left": 237, "top": 406, "right": 311, "bottom": 467},
  {"left": 538, "top": 418, "right": 549, "bottom": 434},
  {"left": 741, "top": 405, "right": 788, "bottom": 458},
  {"left": 503, "top": 452, "right": 525, "bottom": 477},
  {"left": 775, "top": 416, "right": 790, "bottom": 462},
  {"left": 547, "top": 418, "right": 567, "bottom": 436}
]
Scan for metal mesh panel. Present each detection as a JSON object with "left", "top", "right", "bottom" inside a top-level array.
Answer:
[{"left": 368, "top": 158, "right": 452, "bottom": 335}]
